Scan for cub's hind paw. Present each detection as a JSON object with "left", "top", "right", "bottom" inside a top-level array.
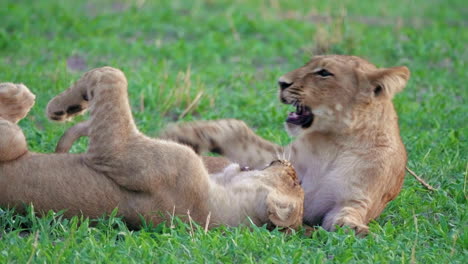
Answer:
[
  {"left": 46, "top": 67, "right": 126, "bottom": 122},
  {"left": 46, "top": 85, "right": 89, "bottom": 122},
  {"left": 0, "top": 83, "right": 35, "bottom": 123}
]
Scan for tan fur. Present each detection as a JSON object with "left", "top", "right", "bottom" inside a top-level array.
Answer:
[
  {"left": 0, "top": 83, "right": 35, "bottom": 162},
  {"left": 160, "top": 55, "right": 409, "bottom": 235},
  {"left": 53, "top": 120, "right": 232, "bottom": 174},
  {"left": 0, "top": 67, "right": 304, "bottom": 230}
]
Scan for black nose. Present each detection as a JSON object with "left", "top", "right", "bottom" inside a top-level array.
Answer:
[{"left": 278, "top": 80, "right": 293, "bottom": 90}]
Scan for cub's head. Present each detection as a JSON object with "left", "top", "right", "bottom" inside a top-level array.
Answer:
[
  {"left": 278, "top": 55, "right": 410, "bottom": 135},
  {"left": 263, "top": 160, "right": 304, "bottom": 229}
]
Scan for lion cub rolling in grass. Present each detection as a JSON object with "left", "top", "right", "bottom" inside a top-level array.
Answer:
[
  {"left": 161, "top": 55, "right": 410, "bottom": 234},
  {"left": 0, "top": 67, "right": 304, "bottom": 230}
]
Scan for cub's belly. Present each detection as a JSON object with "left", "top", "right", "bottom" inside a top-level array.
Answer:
[{"left": 0, "top": 153, "right": 124, "bottom": 218}]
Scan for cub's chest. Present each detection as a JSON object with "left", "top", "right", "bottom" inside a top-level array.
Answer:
[
  {"left": 294, "top": 151, "right": 335, "bottom": 182},
  {"left": 291, "top": 141, "right": 342, "bottom": 191}
]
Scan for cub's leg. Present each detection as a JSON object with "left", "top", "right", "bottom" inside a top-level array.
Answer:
[
  {"left": 47, "top": 67, "right": 138, "bottom": 157},
  {"left": 0, "top": 119, "right": 27, "bottom": 162},
  {"left": 0, "top": 83, "right": 35, "bottom": 161},
  {"left": 55, "top": 121, "right": 90, "bottom": 153},
  {"left": 54, "top": 122, "right": 234, "bottom": 176},
  {"left": 46, "top": 67, "right": 146, "bottom": 191},
  {"left": 160, "top": 119, "right": 283, "bottom": 169}
]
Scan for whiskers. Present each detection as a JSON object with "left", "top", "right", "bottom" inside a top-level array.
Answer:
[{"left": 274, "top": 140, "right": 293, "bottom": 163}]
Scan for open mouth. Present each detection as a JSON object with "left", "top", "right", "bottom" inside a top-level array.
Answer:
[{"left": 286, "top": 102, "right": 314, "bottom": 128}]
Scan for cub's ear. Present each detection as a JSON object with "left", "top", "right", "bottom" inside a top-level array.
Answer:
[
  {"left": 367, "top": 66, "right": 410, "bottom": 98},
  {"left": 266, "top": 190, "right": 303, "bottom": 229}
]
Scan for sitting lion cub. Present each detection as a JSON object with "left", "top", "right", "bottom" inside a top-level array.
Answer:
[
  {"left": 0, "top": 67, "right": 304, "bottom": 230},
  {"left": 160, "top": 55, "right": 410, "bottom": 234}
]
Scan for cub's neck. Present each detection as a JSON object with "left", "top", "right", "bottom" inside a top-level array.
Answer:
[{"left": 206, "top": 169, "right": 270, "bottom": 227}]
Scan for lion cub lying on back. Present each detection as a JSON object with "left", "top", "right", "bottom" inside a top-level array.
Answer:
[
  {"left": 161, "top": 55, "right": 410, "bottom": 234},
  {"left": 0, "top": 67, "right": 304, "bottom": 229}
]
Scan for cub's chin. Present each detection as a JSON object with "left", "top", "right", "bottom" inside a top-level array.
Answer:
[{"left": 285, "top": 122, "right": 303, "bottom": 137}]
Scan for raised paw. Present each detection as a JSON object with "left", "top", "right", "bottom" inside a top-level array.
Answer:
[
  {"left": 46, "top": 89, "right": 89, "bottom": 122},
  {"left": 46, "top": 66, "right": 126, "bottom": 122},
  {"left": 0, "top": 83, "right": 35, "bottom": 123}
]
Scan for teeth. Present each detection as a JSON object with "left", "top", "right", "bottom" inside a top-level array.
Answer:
[
  {"left": 296, "top": 105, "right": 303, "bottom": 115},
  {"left": 291, "top": 101, "right": 310, "bottom": 116}
]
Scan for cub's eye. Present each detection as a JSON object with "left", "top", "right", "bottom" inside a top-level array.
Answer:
[{"left": 315, "top": 69, "right": 334, "bottom": 77}]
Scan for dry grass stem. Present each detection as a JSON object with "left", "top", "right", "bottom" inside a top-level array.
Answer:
[
  {"left": 406, "top": 166, "right": 436, "bottom": 191},
  {"left": 179, "top": 91, "right": 203, "bottom": 119},
  {"left": 204, "top": 212, "right": 211, "bottom": 233},
  {"left": 26, "top": 231, "right": 40, "bottom": 264}
]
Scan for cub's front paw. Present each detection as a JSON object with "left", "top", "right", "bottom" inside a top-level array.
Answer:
[
  {"left": 334, "top": 216, "right": 369, "bottom": 236},
  {"left": 0, "top": 83, "right": 35, "bottom": 123}
]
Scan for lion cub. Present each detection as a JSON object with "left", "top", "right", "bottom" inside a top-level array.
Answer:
[
  {"left": 0, "top": 67, "right": 304, "bottom": 230},
  {"left": 160, "top": 55, "right": 410, "bottom": 234}
]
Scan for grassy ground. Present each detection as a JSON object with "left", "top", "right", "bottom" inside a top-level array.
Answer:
[{"left": 1, "top": 0, "right": 466, "bottom": 262}]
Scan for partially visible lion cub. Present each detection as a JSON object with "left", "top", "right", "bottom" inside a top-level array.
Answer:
[
  {"left": 161, "top": 55, "right": 410, "bottom": 234},
  {"left": 0, "top": 67, "right": 304, "bottom": 230}
]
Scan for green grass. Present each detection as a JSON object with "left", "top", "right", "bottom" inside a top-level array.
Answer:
[{"left": 1, "top": 0, "right": 466, "bottom": 262}]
